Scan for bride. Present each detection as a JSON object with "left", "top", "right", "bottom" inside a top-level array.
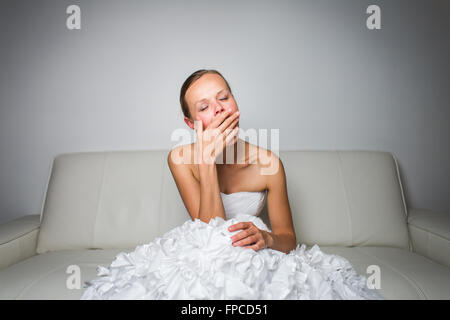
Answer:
[{"left": 80, "top": 69, "right": 383, "bottom": 300}]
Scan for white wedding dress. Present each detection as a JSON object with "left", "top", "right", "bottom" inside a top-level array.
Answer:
[{"left": 80, "top": 190, "right": 384, "bottom": 300}]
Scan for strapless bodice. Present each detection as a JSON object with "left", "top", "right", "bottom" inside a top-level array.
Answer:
[{"left": 220, "top": 190, "right": 267, "bottom": 219}]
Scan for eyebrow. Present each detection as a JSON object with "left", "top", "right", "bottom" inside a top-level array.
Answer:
[{"left": 195, "top": 89, "right": 228, "bottom": 107}]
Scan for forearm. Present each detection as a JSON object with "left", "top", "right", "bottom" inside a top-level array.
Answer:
[
  {"left": 265, "top": 231, "right": 297, "bottom": 254},
  {"left": 197, "top": 164, "right": 226, "bottom": 223}
]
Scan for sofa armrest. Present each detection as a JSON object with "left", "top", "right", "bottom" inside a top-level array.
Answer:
[
  {"left": 0, "top": 215, "right": 41, "bottom": 270},
  {"left": 408, "top": 208, "right": 450, "bottom": 268}
]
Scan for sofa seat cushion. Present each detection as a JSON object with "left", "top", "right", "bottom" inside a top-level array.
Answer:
[
  {"left": 0, "top": 248, "right": 129, "bottom": 299},
  {"left": 1, "top": 245, "right": 449, "bottom": 300},
  {"left": 320, "top": 246, "right": 450, "bottom": 299}
]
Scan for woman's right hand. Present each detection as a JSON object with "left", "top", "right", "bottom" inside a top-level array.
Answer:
[{"left": 194, "top": 109, "right": 240, "bottom": 165}]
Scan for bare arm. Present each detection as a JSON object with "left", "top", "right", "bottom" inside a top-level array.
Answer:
[
  {"left": 197, "top": 163, "right": 226, "bottom": 222},
  {"left": 168, "top": 146, "right": 201, "bottom": 221},
  {"left": 168, "top": 149, "right": 226, "bottom": 222},
  {"left": 264, "top": 153, "right": 297, "bottom": 253}
]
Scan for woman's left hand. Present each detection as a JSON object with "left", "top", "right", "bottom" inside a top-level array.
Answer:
[{"left": 228, "top": 221, "right": 272, "bottom": 251}]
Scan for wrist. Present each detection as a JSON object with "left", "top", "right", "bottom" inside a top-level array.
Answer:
[{"left": 263, "top": 230, "right": 274, "bottom": 249}]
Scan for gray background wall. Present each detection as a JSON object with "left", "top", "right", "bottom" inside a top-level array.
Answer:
[{"left": 0, "top": 0, "right": 449, "bottom": 224}]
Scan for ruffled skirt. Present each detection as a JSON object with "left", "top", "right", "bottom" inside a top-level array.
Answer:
[{"left": 80, "top": 215, "right": 384, "bottom": 300}]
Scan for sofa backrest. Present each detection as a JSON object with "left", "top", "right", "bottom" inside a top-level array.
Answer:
[
  {"left": 36, "top": 150, "right": 187, "bottom": 253},
  {"left": 36, "top": 149, "right": 410, "bottom": 253},
  {"left": 273, "top": 151, "right": 410, "bottom": 249}
]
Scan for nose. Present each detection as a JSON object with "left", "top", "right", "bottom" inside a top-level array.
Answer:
[{"left": 215, "top": 104, "right": 226, "bottom": 116}]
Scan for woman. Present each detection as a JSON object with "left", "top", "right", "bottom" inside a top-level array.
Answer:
[
  {"left": 80, "top": 70, "right": 383, "bottom": 300},
  {"left": 171, "top": 69, "right": 296, "bottom": 254}
]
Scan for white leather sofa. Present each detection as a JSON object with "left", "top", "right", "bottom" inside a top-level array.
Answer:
[{"left": 0, "top": 149, "right": 449, "bottom": 299}]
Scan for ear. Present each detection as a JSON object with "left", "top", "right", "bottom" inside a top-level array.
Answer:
[{"left": 184, "top": 116, "right": 195, "bottom": 130}]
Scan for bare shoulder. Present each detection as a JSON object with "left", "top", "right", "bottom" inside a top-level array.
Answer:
[
  {"left": 246, "top": 143, "right": 282, "bottom": 176},
  {"left": 168, "top": 143, "right": 195, "bottom": 163},
  {"left": 168, "top": 143, "right": 196, "bottom": 173}
]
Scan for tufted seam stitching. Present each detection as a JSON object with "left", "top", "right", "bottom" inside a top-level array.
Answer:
[
  {"left": 408, "top": 223, "right": 450, "bottom": 242},
  {"left": 337, "top": 152, "right": 353, "bottom": 246},
  {"left": 0, "top": 227, "right": 40, "bottom": 246},
  {"left": 92, "top": 154, "right": 108, "bottom": 249}
]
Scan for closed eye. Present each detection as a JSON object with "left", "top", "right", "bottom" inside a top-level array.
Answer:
[{"left": 200, "top": 97, "right": 228, "bottom": 111}]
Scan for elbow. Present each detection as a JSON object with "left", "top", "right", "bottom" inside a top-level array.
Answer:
[
  {"left": 193, "top": 211, "right": 212, "bottom": 224},
  {"left": 287, "top": 234, "right": 297, "bottom": 253}
]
